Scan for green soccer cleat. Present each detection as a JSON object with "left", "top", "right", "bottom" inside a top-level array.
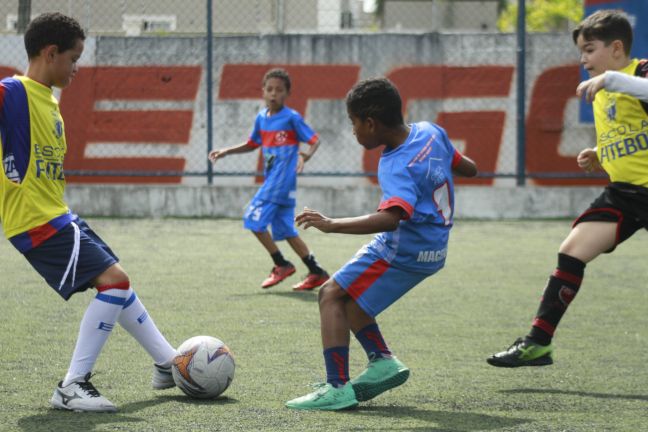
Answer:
[
  {"left": 487, "top": 337, "right": 554, "bottom": 368},
  {"left": 285, "top": 382, "right": 358, "bottom": 411},
  {"left": 350, "top": 355, "right": 410, "bottom": 402}
]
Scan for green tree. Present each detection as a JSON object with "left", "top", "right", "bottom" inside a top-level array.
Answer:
[{"left": 498, "top": 0, "right": 583, "bottom": 32}]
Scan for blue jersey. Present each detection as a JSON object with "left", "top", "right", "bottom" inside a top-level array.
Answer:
[
  {"left": 368, "top": 121, "right": 462, "bottom": 275},
  {"left": 247, "top": 106, "right": 318, "bottom": 206}
]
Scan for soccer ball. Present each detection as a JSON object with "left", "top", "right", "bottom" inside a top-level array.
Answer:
[{"left": 172, "top": 335, "right": 235, "bottom": 399}]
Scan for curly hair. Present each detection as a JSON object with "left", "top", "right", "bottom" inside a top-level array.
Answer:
[
  {"left": 24, "top": 13, "right": 85, "bottom": 59},
  {"left": 572, "top": 9, "right": 633, "bottom": 56},
  {"left": 345, "top": 78, "right": 404, "bottom": 127},
  {"left": 262, "top": 68, "right": 291, "bottom": 92}
]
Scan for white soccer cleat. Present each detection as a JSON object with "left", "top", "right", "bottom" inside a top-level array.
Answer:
[
  {"left": 152, "top": 363, "right": 175, "bottom": 390},
  {"left": 50, "top": 373, "right": 117, "bottom": 413}
]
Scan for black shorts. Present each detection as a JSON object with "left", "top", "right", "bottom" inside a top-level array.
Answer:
[
  {"left": 23, "top": 218, "right": 119, "bottom": 300},
  {"left": 573, "top": 182, "right": 648, "bottom": 252}
]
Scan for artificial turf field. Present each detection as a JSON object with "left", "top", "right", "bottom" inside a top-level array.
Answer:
[{"left": 1, "top": 218, "right": 646, "bottom": 431}]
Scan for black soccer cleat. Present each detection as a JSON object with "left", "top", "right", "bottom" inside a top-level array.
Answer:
[{"left": 487, "top": 337, "right": 554, "bottom": 368}]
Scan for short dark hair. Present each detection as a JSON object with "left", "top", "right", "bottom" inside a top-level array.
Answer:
[
  {"left": 346, "top": 78, "right": 404, "bottom": 128},
  {"left": 262, "top": 68, "right": 291, "bottom": 92},
  {"left": 572, "top": 9, "right": 633, "bottom": 55},
  {"left": 24, "top": 13, "right": 85, "bottom": 59}
]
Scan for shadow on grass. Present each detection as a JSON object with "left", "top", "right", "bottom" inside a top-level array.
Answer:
[
  {"left": 265, "top": 290, "right": 319, "bottom": 302},
  {"left": 502, "top": 388, "right": 648, "bottom": 402},
  {"left": 17, "top": 395, "right": 238, "bottom": 432},
  {"left": 228, "top": 289, "right": 319, "bottom": 302},
  {"left": 343, "top": 405, "right": 529, "bottom": 431}
]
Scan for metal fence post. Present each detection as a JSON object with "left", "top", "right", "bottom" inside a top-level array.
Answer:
[
  {"left": 17, "top": 0, "right": 31, "bottom": 33},
  {"left": 277, "top": 0, "right": 285, "bottom": 33},
  {"left": 516, "top": 0, "right": 526, "bottom": 186},
  {"left": 206, "top": 0, "right": 214, "bottom": 185}
]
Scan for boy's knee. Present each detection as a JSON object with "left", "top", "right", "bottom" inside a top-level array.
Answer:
[
  {"left": 95, "top": 264, "right": 130, "bottom": 289},
  {"left": 318, "top": 279, "right": 344, "bottom": 304}
]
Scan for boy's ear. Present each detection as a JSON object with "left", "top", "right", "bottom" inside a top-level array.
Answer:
[
  {"left": 611, "top": 39, "right": 626, "bottom": 58},
  {"left": 366, "top": 117, "right": 377, "bottom": 132},
  {"left": 42, "top": 44, "right": 59, "bottom": 63}
]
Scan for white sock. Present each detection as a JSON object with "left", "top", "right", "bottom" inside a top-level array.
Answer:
[
  {"left": 118, "top": 288, "right": 177, "bottom": 366},
  {"left": 62, "top": 288, "right": 129, "bottom": 387}
]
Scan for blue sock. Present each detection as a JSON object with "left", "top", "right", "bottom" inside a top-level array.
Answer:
[
  {"left": 354, "top": 323, "right": 392, "bottom": 360},
  {"left": 323, "top": 346, "right": 349, "bottom": 387}
]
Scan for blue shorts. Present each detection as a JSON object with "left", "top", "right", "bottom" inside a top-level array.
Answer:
[
  {"left": 333, "top": 246, "right": 430, "bottom": 318},
  {"left": 243, "top": 199, "right": 298, "bottom": 241},
  {"left": 23, "top": 218, "right": 118, "bottom": 301}
]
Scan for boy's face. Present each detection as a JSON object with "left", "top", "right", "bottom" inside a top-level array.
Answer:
[
  {"left": 348, "top": 111, "right": 379, "bottom": 150},
  {"left": 262, "top": 77, "right": 289, "bottom": 112},
  {"left": 576, "top": 34, "right": 622, "bottom": 77},
  {"left": 49, "top": 38, "right": 84, "bottom": 88}
]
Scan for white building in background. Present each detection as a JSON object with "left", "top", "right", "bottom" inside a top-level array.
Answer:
[{"left": 1, "top": 0, "right": 501, "bottom": 35}]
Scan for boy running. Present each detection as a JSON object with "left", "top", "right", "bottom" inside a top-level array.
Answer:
[
  {"left": 209, "top": 68, "right": 329, "bottom": 291},
  {"left": 285, "top": 78, "right": 477, "bottom": 410},
  {"left": 0, "top": 13, "right": 178, "bottom": 412},
  {"left": 488, "top": 10, "right": 648, "bottom": 368}
]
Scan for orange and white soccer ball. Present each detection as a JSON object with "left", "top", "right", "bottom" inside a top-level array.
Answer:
[{"left": 172, "top": 335, "right": 235, "bottom": 399}]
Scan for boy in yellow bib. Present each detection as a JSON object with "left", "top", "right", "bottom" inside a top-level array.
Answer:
[
  {"left": 488, "top": 9, "right": 648, "bottom": 367},
  {"left": 0, "top": 13, "right": 178, "bottom": 412}
]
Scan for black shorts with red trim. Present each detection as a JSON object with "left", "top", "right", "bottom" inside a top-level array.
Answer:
[{"left": 573, "top": 182, "right": 648, "bottom": 252}]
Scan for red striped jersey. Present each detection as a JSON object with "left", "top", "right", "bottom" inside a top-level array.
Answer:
[{"left": 246, "top": 106, "right": 318, "bottom": 205}]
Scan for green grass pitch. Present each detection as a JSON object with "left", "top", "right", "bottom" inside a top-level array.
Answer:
[{"left": 0, "top": 218, "right": 646, "bottom": 431}]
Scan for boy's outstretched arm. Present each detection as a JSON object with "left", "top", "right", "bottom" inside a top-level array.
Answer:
[
  {"left": 208, "top": 141, "right": 257, "bottom": 163},
  {"left": 453, "top": 154, "right": 478, "bottom": 177},
  {"left": 296, "top": 206, "right": 402, "bottom": 235},
  {"left": 577, "top": 71, "right": 648, "bottom": 103}
]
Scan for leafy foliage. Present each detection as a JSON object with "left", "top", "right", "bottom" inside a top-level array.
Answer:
[{"left": 498, "top": 0, "right": 584, "bottom": 32}]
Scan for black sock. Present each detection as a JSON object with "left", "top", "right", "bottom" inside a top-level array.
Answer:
[
  {"left": 271, "top": 251, "right": 289, "bottom": 267},
  {"left": 527, "top": 253, "right": 585, "bottom": 346},
  {"left": 302, "top": 254, "right": 324, "bottom": 275}
]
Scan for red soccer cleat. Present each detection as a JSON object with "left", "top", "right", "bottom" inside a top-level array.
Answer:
[
  {"left": 261, "top": 264, "right": 296, "bottom": 289},
  {"left": 292, "top": 272, "right": 330, "bottom": 291}
]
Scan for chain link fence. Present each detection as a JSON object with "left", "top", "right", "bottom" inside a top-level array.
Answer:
[{"left": 0, "top": 1, "right": 605, "bottom": 186}]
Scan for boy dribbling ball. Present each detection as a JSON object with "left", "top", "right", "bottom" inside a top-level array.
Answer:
[
  {"left": 0, "top": 13, "right": 179, "bottom": 412},
  {"left": 285, "top": 78, "right": 477, "bottom": 410}
]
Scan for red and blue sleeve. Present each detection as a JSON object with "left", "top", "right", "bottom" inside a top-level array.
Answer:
[
  {"left": 377, "top": 168, "right": 417, "bottom": 220},
  {"left": 451, "top": 149, "right": 463, "bottom": 168},
  {"left": 291, "top": 111, "right": 318, "bottom": 145}
]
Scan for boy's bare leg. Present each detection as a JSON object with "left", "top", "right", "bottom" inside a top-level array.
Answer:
[
  {"left": 559, "top": 221, "right": 616, "bottom": 262},
  {"left": 286, "top": 235, "right": 309, "bottom": 258},
  {"left": 253, "top": 230, "right": 279, "bottom": 254},
  {"left": 318, "top": 279, "right": 352, "bottom": 348},
  {"left": 345, "top": 300, "right": 376, "bottom": 334}
]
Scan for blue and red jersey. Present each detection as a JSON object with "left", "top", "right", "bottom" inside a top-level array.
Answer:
[
  {"left": 369, "top": 121, "right": 463, "bottom": 274},
  {"left": 247, "top": 106, "right": 318, "bottom": 206}
]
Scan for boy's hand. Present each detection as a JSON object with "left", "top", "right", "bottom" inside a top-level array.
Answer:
[
  {"left": 296, "top": 154, "right": 305, "bottom": 174},
  {"left": 577, "top": 74, "right": 606, "bottom": 103},
  {"left": 208, "top": 149, "right": 227, "bottom": 163},
  {"left": 295, "top": 207, "right": 334, "bottom": 233},
  {"left": 577, "top": 147, "right": 600, "bottom": 172}
]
